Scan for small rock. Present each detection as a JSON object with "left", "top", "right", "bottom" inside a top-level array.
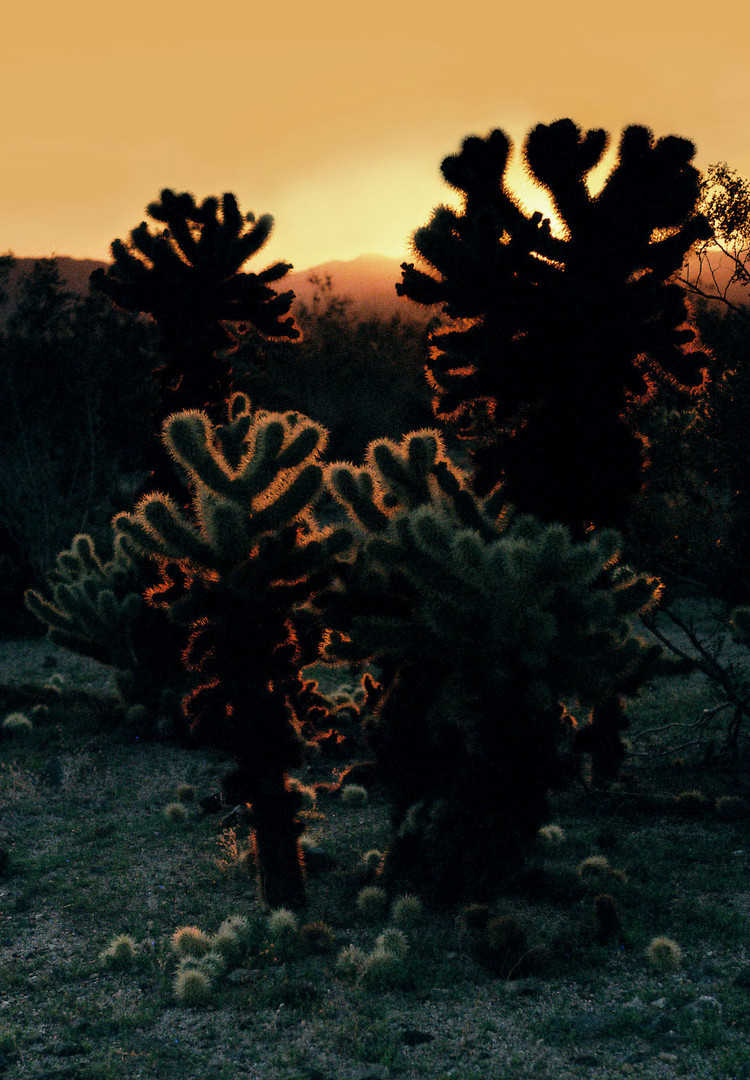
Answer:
[
  {"left": 650, "top": 997, "right": 667, "bottom": 1009},
  {"left": 658, "top": 1051, "right": 679, "bottom": 1063},
  {"left": 623, "top": 996, "right": 645, "bottom": 1011},
  {"left": 688, "top": 995, "right": 722, "bottom": 1018}
]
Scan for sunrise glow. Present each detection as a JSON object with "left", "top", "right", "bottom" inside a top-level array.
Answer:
[{"left": 2, "top": 0, "right": 748, "bottom": 270}]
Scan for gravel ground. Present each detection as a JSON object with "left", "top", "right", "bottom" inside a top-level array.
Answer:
[{"left": 0, "top": 636, "right": 117, "bottom": 695}]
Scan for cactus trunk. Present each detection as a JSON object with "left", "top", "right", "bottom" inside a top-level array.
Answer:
[{"left": 248, "top": 768, "right": 306, "bottom": 910}]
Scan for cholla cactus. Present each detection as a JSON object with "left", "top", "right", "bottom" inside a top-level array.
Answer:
[
  {"left": 398, "top": 120, "right": 709, "bottom": 531},
  {"left": 24, "top": 529, "right": 185, "bottom": 737},
  {"left": 91, "top": 189, "right": 299, "bottom": 427},
  {"left": 325, "top": 431, "right": 662, "bottom": 904},
  {"left": 115, "top": 394, "right": 350, "bottom": 908}
]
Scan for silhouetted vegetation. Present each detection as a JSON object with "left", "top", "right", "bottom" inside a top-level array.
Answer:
[
  {"left": 234, "top": 275, "right": 432, "bottom": 461},
  {"left": 9, "top": 127, "right": 750, "bottom": 928},
  {"left": 0, "top": 256, "right": 156, "bottom": 631},
  {"left": 398, "top": 120, "right": 710, "bottom": 535}
]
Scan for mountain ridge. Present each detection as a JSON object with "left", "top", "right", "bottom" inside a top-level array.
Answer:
[
  {"left": 3, "top": 250, "right": 746, "bottom": 319},
  {"left": 1, "top": 253, "right": 419, "bottom": 321}
]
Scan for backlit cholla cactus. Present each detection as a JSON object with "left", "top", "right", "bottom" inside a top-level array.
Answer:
[
  {"left": 24, "top": 531, "right": 185, "bottom": 736},
  {"left": 398, "top": 120, "right": 709, "bottom": 532},
  {"left": 325, "top": 431, "right": 662, "bottom": 905},
  {"left": 116, "top": 394, "right": 350, "bottom": 909}
]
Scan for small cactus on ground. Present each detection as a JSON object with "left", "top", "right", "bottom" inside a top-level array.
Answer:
[
  {"left": 176, "top": 784, "right": 196, "bottom": 804},
  {"left": 390, "top": 894, "right": 423, "bottom": 927},
  {"left": 341, "top": 784, "right": 369, "bottom": 806},
  {"left": 300, "top": 920, "right": 336, "bottom": 954},
  {"left": 674, "top": 790, "right": 710, "bottom": 817},
  {"left": 537, "top": 824, "right": 566, "bottom": 851},
  {"left": 374, "top": 928, "right": 409, "bottom": 959},
  {"left": 99, "top": 934, "right": 140, "bottom": 969},
  {"left": 172, "top": 926, "right": 210, "bottom": 959},
  {"left": 361, "top": 849, "right": 385, "bottom": 876},
  {"left": 647, "top": 935, "right": 682, "bottom": 972},
  {"left": 336, "top": 944, "right": 367, "bottom": 982},
  {"left": 715, "top": 795, "right": 746, "bottom": 821},
  {"left": 209, "top": 925, "right": 243, "bottom": 964},
  {"left": 267, "top": 908, "right": 300, "bottom": 958},
  {"left": 356, "top": 886, "right": 389, "bottom": 921},
  {"left": 576, "top": 855, "right": 627, "bottom": 887},
  {"left": 359, "top": 948, "right": 407, "bottom": 991},
  {"left": 163, "top": 802, "right": 189, "bottom": 824},
  {"left": 1, "top": 712, "right": 33, "bottom": 735},
  {"left": 173, "top": 965, "right": 213, "bottom": 1005}
]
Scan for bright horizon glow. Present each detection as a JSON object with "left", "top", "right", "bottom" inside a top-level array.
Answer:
[{"left": 2, "top": 0, "right": 748, "bottom": 272}]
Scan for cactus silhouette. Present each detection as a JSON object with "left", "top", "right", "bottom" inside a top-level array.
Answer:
[
  {"left": 325, "top": 431, "right": 661, "bottom": 904},
  {"left": 115, "top": 394, "right": 350, "bottom": 909},
  {"left": 92, "top": 190, "right": 298, "bottom": 423},
  {"left": 398, "top": 120, "right": 709, "bottom": 532},
  {"left": 26, "top": 194, "right": 302, "bottom": 726}
]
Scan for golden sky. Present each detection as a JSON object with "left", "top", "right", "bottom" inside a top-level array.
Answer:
[{"left": 3, "top": 0, "right": 749, "bottom": 270}]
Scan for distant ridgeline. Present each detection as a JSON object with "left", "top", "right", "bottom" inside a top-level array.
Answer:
[{"left": 0, "top": 254, "right": 429, "bottom": 323}]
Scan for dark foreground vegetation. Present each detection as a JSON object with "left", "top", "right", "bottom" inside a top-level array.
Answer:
[{"left": 1, "top": 118, "right": 750, "bottom": 1077}]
